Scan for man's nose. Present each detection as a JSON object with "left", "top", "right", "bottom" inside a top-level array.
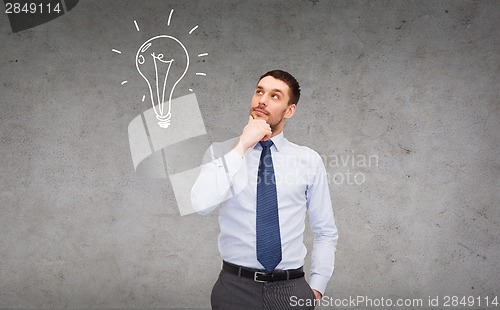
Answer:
[{"left": 259, "top": 95, "right": 268, "bottom": 106}]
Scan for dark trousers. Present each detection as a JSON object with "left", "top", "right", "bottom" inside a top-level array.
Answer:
[{"left": 211, "top": 269, "right": 316, "bottom": 310}]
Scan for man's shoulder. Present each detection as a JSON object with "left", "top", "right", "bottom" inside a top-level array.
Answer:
[{"left": 283, "top": 139, "right": 323, "bottom": 161}]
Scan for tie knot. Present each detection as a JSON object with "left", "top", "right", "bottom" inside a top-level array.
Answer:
[{"left": 259, "top": 140, "right": 274, "bottom": 149}]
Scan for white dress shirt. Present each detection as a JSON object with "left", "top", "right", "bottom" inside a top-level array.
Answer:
[{"left": 191, "top": 132, "right": 338, "bottom": 294}]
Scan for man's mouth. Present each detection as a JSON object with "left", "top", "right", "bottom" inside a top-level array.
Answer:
[{"left": 254, "top": 108, "right": 269, "bottom": 116}]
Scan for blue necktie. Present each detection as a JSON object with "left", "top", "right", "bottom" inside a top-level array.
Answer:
[{"left": 256, "top": 140, "right": 282, "bottom": 272}]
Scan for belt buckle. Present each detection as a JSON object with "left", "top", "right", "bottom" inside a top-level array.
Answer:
[{"left": 253, "top": 271, "right": 267, "bottom": 283}]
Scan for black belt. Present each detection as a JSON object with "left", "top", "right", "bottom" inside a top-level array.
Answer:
[{"left": 222, "top": 261, "right": 304, "bottom": 282}]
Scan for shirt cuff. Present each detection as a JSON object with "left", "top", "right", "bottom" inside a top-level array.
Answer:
[{"left": 309, "top": 274, "right": 329, "bottom": 296}]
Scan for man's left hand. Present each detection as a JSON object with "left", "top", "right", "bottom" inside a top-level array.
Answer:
[{"left": 312, "top": 289, "right": 322, "bottom": 300}]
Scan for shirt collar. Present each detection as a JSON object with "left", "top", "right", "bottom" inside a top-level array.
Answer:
[{"left": 253, "top": 131, "right": 285, "bottom": 152}]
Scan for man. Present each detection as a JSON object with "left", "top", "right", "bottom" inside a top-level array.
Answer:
[{"left": 191, "top": 70, "right": 338, "bottom": 309}]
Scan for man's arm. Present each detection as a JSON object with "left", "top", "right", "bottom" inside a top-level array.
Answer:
[
  {"left": 191, "top": 115, "right": 272, "bottom": 213},
  {"left": 306, "top": 153, "right": 339, "bottom": 296},
  {"left": 190, "top": 142, "right": 244, "bottom": 214}
]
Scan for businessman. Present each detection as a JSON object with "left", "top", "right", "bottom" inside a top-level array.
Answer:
[{"left": 191, "top": 70, "right": 338, "bottom": 309}]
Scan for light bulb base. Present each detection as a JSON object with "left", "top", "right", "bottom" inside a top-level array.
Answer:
[
  {"left": 158, "top": 120, "right": 171, "bottom": 128},
  {"left": 156, "top": 114, "right": 171, "bottom": 129}
]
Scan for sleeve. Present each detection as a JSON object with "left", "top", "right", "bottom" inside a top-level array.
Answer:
[
  {"left": 306, "top": 153, "right": 338, "bottom": 295},
  {"left": 190, "top": 142, "right": 247, "bottom": 214}
]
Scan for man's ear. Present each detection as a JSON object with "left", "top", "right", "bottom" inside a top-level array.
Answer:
[{"left": 284, "top": 104, "right": 296, "bottom": 119}]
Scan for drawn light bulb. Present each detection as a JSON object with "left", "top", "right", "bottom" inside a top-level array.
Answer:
[{"left": 136, "top": 35, "right": 189, "bottom": 128}]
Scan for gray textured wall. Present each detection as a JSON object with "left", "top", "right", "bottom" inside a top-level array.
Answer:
[{"left": 1, "top": 0, "right": 499, "bottom": 309}]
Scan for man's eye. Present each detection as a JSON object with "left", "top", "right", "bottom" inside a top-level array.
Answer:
[
  {"left": 256, "top": 90, "right": 263, "bottom": 94},
  {"left": 272, "top": 94, "right": 279, "bottom": 99}
]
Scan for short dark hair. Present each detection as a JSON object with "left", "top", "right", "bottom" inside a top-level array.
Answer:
[{"left": 259, "top": 70, "right": 301, "bottom": 105}]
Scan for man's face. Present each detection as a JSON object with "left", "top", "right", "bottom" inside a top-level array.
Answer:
[{"left": 250, "top": 76, "right": 296, "bottom": 132}]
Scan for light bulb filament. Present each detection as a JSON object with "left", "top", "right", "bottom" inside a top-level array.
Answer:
[{"left": 152, "top": 52, "right": 174, "bottom": 117}]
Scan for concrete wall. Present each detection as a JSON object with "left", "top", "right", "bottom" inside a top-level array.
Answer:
[{"left": 0, "top": 0, "right": 498, "bottom": 308}]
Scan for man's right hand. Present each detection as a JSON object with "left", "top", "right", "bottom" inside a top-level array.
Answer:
[{"left": 234, "top": 115, "right": 272, "bottom": 157}]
